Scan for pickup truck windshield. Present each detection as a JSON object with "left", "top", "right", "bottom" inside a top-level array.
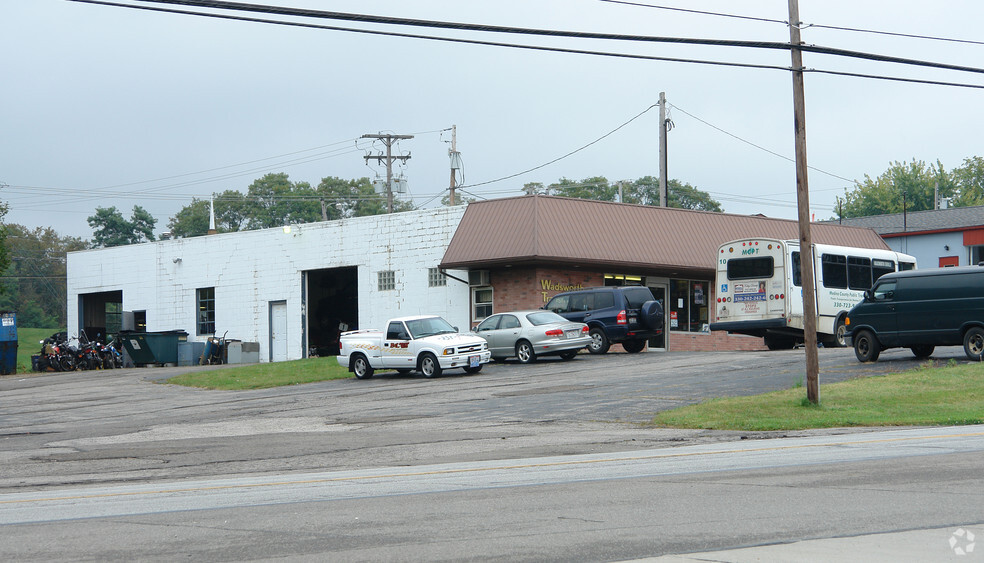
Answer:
[{"left": 405, "top": 317, "right": 457, "bottom": 338}]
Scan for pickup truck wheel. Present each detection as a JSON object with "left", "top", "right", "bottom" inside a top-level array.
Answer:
[
  {"left": 853, "top": 330, "right": 881, "bottom": 363},
  {"left": 419, "top": 353, "right": 442, "bottom": 378},
  {"left": 587, "top": 328, "right": 610, "bottom": 355},
  {"left": 516, "top": 340, "right": 536, "bottom": 364},
  {"left": 963, "top": 327, "right": 984, "bottom": 360},
  {"left": 621, "top": 339, "right": 646, "bottom": 353},
  {"left": 351, "top": 354, "right": 374, "bottom": 379}
]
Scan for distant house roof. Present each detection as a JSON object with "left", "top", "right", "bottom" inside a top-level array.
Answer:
[
  {"left": 824, "top": 205, "right": 984, "bottom": 236},
  {"left": 440, "top": 195, "right": 888, "bottom": 277}
]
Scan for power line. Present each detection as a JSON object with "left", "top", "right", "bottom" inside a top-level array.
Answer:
[
  {"left": 458, "top": 104, "right": 658, "bottom": 189},
  {"left": 600, "top": 0, "right": 984, "bottom": 47},
  {"left": 71, "top": 0, "right": 984, "bottom": 81}
]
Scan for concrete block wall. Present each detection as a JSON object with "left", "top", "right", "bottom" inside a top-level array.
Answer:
[{"left": 67, "top": 206, "right": 469, "bottom": 362}]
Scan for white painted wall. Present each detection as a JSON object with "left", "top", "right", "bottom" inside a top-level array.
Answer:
[
  {"left": 67, "top": 206, "right": 470, "bottom": 361},
  {"left": 882, "top": 232, "right": 967, "bottom": 268}
]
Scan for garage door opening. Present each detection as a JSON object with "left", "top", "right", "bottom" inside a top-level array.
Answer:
[
  {"left": 77, "top": 290, "right": 123, "bottom": 341},
  {"left": 305, "top": 267, "right": 358, "bottom": 357}
]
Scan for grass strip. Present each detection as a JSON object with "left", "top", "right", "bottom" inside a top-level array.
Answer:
[
  {"left": 165, "top": 357, "right": 352, "bottom": 390},
  {"left": 652, "top": 360, "right": 984, "bottom": 431}
]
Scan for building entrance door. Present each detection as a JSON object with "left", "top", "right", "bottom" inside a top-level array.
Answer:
[
  {"left": 270, "top": 301, "right": 287, "bottom": 362},
  {"left": 646, "top": 283, "right": 668, "bottom": 351}
]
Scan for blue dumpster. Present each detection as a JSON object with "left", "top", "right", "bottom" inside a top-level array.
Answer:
[{"left": 0, "top": 312, "right": 17, "bottom": 375}]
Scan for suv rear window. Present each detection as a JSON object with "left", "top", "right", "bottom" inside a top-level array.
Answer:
[{"left": 622, "top": 287, "right": 655, "bottom": 308}]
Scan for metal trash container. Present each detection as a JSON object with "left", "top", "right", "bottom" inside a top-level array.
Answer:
[
  {"left": 0, "top": 312, "right": 18, "bottom": 375},
  {"left": 120, "top": 330, "right": 189, "bottom": 366}
]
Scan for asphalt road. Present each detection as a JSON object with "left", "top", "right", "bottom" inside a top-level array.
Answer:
[{"left": 1, "top": 345, "right": 981, "bottom": 561}]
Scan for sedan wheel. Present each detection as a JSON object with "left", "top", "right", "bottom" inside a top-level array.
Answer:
[{"left": 516, "top": 341, "right": 536, "bottom": 364}]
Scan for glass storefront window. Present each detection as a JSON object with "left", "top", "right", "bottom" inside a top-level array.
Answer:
[{"left": 669, "top": 278, "right": 712, "bottom": 332}]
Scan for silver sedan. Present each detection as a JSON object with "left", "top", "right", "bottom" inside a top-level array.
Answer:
[{"left": 473, "top": 310, "right": 592, "bottom": 364}]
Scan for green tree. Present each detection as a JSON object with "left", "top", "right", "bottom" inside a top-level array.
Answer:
[
  {"left": 244, "top": 173, "right": 322, "bottom": 230},
  {"left": 835, "top": 159, "right": 956, "bottom": 218},
  {"left": 0, "top": 224, "right": 87, "bottom": 327},
  {"left": 550, "top": 176, "right": 617, "bottom": 201},
  {"left": 87, "top": 205, "right": 158, "bottom": 248},
  {"left": 952, "top": 156, "right": 984, "bottom": 207},
  {"left": 167, "top": 190, "right": 252, "bottom": 238}
]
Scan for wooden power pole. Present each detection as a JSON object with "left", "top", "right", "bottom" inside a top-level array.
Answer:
[
  {"left": 788, "top": 0, "right": 820, "bottom": 404},
  {"left": 448, "top": 125, "right": 459, "bottom": 206},
  {"left": 658, "top": 92, "right": 669, "bottom": 207},
  {"left": 361, "top": 133, "right": 413, "bottom": 213}
]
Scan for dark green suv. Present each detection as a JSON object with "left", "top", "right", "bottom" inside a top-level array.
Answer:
[{"left": 545, "top": 286, "right": 664, "bottom": 354}]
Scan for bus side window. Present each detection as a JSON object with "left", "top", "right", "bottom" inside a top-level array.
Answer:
[
  {"left": 821, "top": 254, "right": 847, "bottom": 289},
  {"left": 791, "top": 252, "right": 801, "bottom": 287}
]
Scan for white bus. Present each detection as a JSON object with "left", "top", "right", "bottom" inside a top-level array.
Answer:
[{"left": 710, "top": 238, "right": 916, "bottom": 349}]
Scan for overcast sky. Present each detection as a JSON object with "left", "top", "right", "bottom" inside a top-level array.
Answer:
[{"left": 3, "top": 0, "right": 983, "bottom": 239}]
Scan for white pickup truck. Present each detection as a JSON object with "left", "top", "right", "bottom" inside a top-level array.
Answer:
[{"left": 337, "top": 315, "right": 491, "bottom": 379}]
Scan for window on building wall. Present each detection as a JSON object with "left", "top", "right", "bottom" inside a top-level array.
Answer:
[
  {"left": 472, "top": 287, "right": 493, "bottom": 321},
  {"left": 197, "top": 287, "right": 215, "bottom": 335},
  {"left": 973, "top": 245, "right": 984, "bottom": 265},
  {"left": 428, "top": 268, "right": 447, "bottom": 287},
  {"left": 669, "top": 279, "right": 712, "bottom": 332},
  {"left": 105, "top": 302, "right": 122, "bottom": 337},
  {"left": 604, "top": 274, "right": 643, "bottom": 286},
  {"left": 378, "top": 270, "right": 396, "bottom": 291}
]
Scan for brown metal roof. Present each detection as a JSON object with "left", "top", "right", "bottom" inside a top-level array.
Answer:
[{"left": 440, "top": 195, "right": 889, "bottom": 276}]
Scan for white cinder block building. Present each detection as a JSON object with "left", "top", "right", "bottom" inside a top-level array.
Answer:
[{"left": 67, "top": 206, "right": 470, "bottom": 362}]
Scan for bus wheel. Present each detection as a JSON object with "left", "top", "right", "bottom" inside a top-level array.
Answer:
[
  {"left": 765, "top": 335, "right": 795, "bottom": 350},
  {"left": 963, "top": 327, "right": 984, "bottom": 360},
  {"left": 831, "top": 317, "right": 848, "bottom": 348},
  {"left": 853, "top": 330, "right": 881, "bottom": 363}
]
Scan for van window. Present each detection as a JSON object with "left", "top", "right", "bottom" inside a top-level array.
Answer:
[
  {"left": 821, "top": 254, "right": 848, "bottom": 289},
  {"left": 546, "top": 295, "right": 569, "bottom": 314},
  {"left": 727, "top": 257, "right": 774, "bottom": 280},
  {"left": 848, "top": 256, "right": 872, "bottom": 290},
  {"left": 872, "top": 281, "right": 896, "bottom": 301},
  {"left": 623, "top": 287, "right": 655, "bottom": 308}
]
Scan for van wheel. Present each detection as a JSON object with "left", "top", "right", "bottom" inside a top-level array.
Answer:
[
  {"left": 853, "top": 330, "right": 881, "bottom": 363},
  {"left": 621, "top": 339, "right": 646, "bottom": 353},
  {"left": 352, "top": 354, "right": 374, "bottom": 379},
  {"left": 909, "top": 345, "right": 934, "bottom": 359},
  {"left": 963, "top": 327, "right": 984, "bottom": 360},
  {"left": 587, "top": 328, "right": 610, "bottom": 355},
  {"left": 419, "top": 353, "right": 442, "bottom": 378}
]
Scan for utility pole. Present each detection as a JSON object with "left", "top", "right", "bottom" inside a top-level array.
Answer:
[
  {"left": 658, "top": 92, "right": 669, "bottom": 207},
  {"left": 448, "top": 125, "right": 459, "bottom": 206},
  {"left": 788, "top": 0, "right": 820, "bottom": 404},
  {"left": 361, "top": 133, "right": 413, "bottom": 213}
]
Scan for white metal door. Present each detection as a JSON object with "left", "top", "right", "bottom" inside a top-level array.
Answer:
[{"left": 270, "top": 301, "right": 288, "bottom": 362}]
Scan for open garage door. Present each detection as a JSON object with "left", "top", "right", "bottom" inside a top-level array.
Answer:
[
  {"left": 305, "top": 267, "right": 358, "bottom": 357},
  {"left": 77, "top": 290, "right": 123, "bottom": 341}
]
